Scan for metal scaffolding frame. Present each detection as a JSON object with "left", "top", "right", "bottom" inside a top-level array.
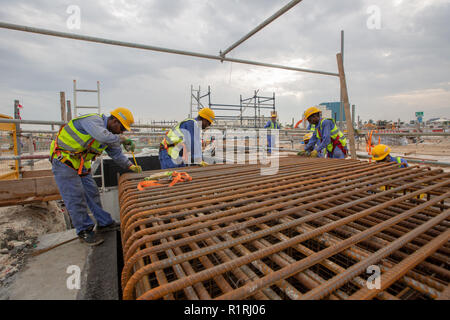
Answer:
[
  {"left": 191, "top": 86, "right": 276, "bottom": 128},
  {"left": 0, "top": 0, "right": 358, "bottom": 158}
]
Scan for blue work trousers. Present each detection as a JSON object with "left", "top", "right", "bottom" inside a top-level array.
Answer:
[
  {"left": 267, "top": 135, "right": 276, "bottom": 154},
  {"left": 51, "top": 158, "right": 114, "bottom": 234},
  {"left": 326, "top": 147, "right": 347, "bottom": 159},
  {"left": 159, "top": 149, "right": 186, "bottom": 169}
]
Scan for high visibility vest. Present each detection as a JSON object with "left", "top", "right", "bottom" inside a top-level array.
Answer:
[
  {"left": 392, "top": 156, "right": 406, "bottom": 168},
  {"left": 50, "top": 114, "right": 108, "bottom": 172},
  {"left": 268, "top": 121, "right": 280, "bottom": 129},
  {"left": 309, "top": 124, "right": 316, "bottom": 133},
  {"left": 316, "top": 118, "right": 347, "bottom": 153},
  {"left": 161, "top": 118, "right": 197, "bottom": 160}
]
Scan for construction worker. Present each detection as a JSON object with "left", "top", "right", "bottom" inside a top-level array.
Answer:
[
  {"left": 50, "top": 108, "right": 141, "bottom": 246},
  {"left": 302, "top": 132, "right": 313, "bottom": 145},
  {"left": 159, "top": 107, "right": 215, "bottom": 169},
  {"left": 264, "top": 111, "right": 281, "bottom": 154},
  {"left": 302, "top": 106, "right": 348, "bottom": 158},
  {"left": 372, "top": 144, "right": 408, "bottom": 168}
]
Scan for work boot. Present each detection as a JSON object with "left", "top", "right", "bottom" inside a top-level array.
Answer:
[
  {"left": 78, "top": 229, "right": 104, "bottom": 246},
  {"left": 96, "top": 221, "right": 121, "bottom": 233}
]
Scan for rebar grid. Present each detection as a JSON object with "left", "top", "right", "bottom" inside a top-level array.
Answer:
[{"left": 118, "top": 156, "right": 450, "bottom": 300}]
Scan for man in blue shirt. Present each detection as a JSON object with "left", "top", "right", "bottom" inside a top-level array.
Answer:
[
  {"left": 159, "top": 108, "right": 215, "bottom": 169},
  {"left": 302, "top": 106, "right": 348, "bottom": 159},
  {"left": 264, "top": 111, "right": 281, "bottom": 154},
  {"left": 50, "top": 108, "right": 141, "bottom": 246}
]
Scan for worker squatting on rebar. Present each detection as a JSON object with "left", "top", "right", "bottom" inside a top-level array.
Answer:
[
  {"left": 298, "top": 106, "right": 348, "bottom": 159},
  {"left": 158, "top": 108, "right": 215, "bottom": 169},
  {"left": 49, "top": 107, "right": 141, "bottom": 246}
]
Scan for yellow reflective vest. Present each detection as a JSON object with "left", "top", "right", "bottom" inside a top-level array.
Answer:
[
  {"left": 161, "top": 118, "right": 196, "bottom": 160},
  {"left": 316, "top": 118, "right": 347, "bottom": 153},
  {"left": 50, "top": 114, "right": 108, "bottom": 173}
]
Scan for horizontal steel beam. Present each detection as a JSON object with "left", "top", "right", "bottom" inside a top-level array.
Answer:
[{"left": 0, "top": 21, "right": 339, "bottom": 77}]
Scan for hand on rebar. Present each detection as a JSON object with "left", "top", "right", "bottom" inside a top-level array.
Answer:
[
  {"left": 297, "top": 150, "right": 308, "bottom": 156},
  {"left": 310, "top": 150, "right": 318, "bottom": 158},
  {"left": 129, "top": 164, "right": 142, "bottom": 173}
]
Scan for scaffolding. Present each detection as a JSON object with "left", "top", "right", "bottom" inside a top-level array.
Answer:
[{"left": 190, "top": 86, "right": 275, "bottom": 128}]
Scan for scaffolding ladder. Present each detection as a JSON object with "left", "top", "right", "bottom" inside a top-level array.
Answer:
[
  {"left": 73, "top": 80, "right": 101, "bottom": 117},
  {"left": 73, "top": 80, "right": 105, "bottom": 191}
]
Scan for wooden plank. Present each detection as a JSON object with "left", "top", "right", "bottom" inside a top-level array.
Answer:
[
  {"left": 336, "top": 53, "right": 357, "bottom": 160},
  {"left": 0, "top": 179, "right": 36, "bottom": 201},
  {"left": 22, "top": 170, "right": 53, "bottom": 178},
  {"left": 0, "top": 176, "right": 60, "bottom": 202},
  {"left": 35, "top": 176, "right": 59, "bottom": 196}
]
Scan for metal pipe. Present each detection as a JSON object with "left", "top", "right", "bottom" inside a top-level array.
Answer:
[
  {"left": 220, "top": 0, "right": 303, "bottom": 57},
  {"left": 0, "top": 22, "right": 339, "bottom": 77}
]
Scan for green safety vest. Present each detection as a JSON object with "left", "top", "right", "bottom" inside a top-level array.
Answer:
[
  {"left": 50, "top": 114, "right": 108, "bottom": 171},
  {"left": 393, "top": 156, "right": 405, "bottom": 168},
  {"left": 161, "top": 118, "right": 196, "bottom": 160},
  {"left": 309, "top": 124, "right": 316, "bottom": 133},
  {"left": 316, "top": 118, "right": 347, "bottom": 153},
  {"left": 268, "top": 121, "right": 280, "bottom": 129}
]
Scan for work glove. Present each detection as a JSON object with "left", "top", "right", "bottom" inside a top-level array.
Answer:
[
  {"left": 310, "top": 150, "right": 318, "bottom": 158},
  {"left": 129, "top": 165, "right": 142, "bottom": 173},
  {"left": 121, "top": 138, "right": 136, "bottom": 152},
  {"left": 297, "top": 150, "right": 309, "bottom": 157},
  {"left": 199, "top": 161, "right": 208, "bottom": 167}
]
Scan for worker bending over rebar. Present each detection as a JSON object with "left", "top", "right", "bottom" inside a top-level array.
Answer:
[
  {"left": 50, "top": 108, "right": 141, "bottom": 246},
  {"left": 159, "top": 108, "right": 215, "bottom": 169}
]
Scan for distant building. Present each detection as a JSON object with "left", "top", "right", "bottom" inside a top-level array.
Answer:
[{"left": 319, "top": 102, "right": 345, "bottom": 121}]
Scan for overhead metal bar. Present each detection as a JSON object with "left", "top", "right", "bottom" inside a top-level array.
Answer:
[
  {"left": 219, "top": 0, "right": 303, "bottom": 57},
  {"left": 0, "top": 21, "right": 338, "bottom": 77}
]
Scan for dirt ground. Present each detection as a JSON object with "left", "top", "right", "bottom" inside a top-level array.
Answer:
[{"left": 0, "top": 201, "right": 67, "bottom": 290}]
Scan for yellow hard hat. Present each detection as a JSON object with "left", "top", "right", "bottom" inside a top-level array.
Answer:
[
  {"left": 304, "top": 106, "right": 321, "bottom": 120},
  {"left": 110, "top": 107, "right": 134, "bottom": 131},
  {"left": 198, "top": 107, "right": 215, "bottom": 124},
  {"left": 303, "top": 132, "right": 313, "bottom": 141},
  {"left": 372, "top": 144, "right": 391, "bottom": 161},
  {"left": 271, "top": 111, "right": 277, "bottom": 118}
]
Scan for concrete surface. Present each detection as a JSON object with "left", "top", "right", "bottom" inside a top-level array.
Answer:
[
  {"left": 2, "top": 228, "right": 120, "bottom": 300},
  {"left": 4, "top": 229, "right": 89, "bottom": 300}
]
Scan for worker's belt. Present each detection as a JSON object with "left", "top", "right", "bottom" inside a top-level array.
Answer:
[
  {"left": 159, "top": 143, "right": 175, "bottom": 151},
  {"left": 330, "top": 136, "right": 348, "bottom": 157},
  {"left": 52, "top": 153, "right": 91, "bottom": 176}
]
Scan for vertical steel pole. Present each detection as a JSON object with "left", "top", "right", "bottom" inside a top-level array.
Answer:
[
  {"left": 352, "top": 104, "right": 355, "bottom": 128},
  {"left": 73, "top": 79, "right": 77, "bottom": 117},
  {"left": 66, "top": 100, "right": 72, "bottom": 121},
  {"left": 13, "top": 100, "right": 22, "bottom": 177},
  {"left": 97, "top": 81, "right": 101, "bottom": 114},
  {"left": 60, "top": 91, "right": 66, "bottom": 122}
]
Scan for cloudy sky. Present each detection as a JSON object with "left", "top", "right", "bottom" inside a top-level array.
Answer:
[{"left": 0, "top": 0, "right": 449, "bottom": 125}]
